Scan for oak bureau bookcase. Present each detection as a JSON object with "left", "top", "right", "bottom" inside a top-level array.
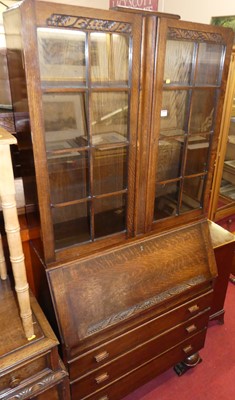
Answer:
[{"left": 3, "top": 1, "right": 233, "bottom": 399}]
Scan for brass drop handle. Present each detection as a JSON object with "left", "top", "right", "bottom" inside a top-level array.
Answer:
[
  {"left": 188, "top": 304, "right": 199, "bottom": 314},
  {"left": 95, "top": 372, "right": 109, "bottom": 385},
  {"left": 94, "top": 350, "right": 109, "bottom": 363},
  {"left": 185, "top": 324, "right": 197, "bottom": 334},
  {"left": 183, "top": 345, "right": 193, "bottom": 355},
  {"left": 9, "top": 376, "right": 21, "bottom": 388},
  {"left": 98, "top": 396, "right": 109, "bottom": 400}
]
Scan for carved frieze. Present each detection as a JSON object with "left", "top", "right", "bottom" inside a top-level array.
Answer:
[
  {"left": 46, "top": 14, "right": 132, "bottom": 33},
  {"left": 48, "top": 220, "right": 217, "bottom": 346},
  {"left": 168, "top": 27, "right": 224, "bottom": 44},
  {"left": 10, "top": 375, "right": 56, "bottom": 400}
]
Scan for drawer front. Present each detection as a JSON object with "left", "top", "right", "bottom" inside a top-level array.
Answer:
[
  {"left": 71, "top": 328, "right": 207, "bottom": 400},
  {"left": 29, "top": 378, "right": 69, "bottom": 400},
  {"left": 0, "top": 356, "right": 47, "bottom": 392},
  {"left": 69, "top": 290, "right": 213, "bottom": 380},
  {"left": 32, "top": 385, "right": 61, "bottom": 400},
  {"left": 71, "top": 319, "right": 208, "bottom": 399},
  {"left": 217, "top": 216, "right": 235, "bottom": 233}
]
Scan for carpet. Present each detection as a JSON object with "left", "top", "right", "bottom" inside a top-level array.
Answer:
[{"left": 123, "top": 281, "right": 235, "bottom": 400}]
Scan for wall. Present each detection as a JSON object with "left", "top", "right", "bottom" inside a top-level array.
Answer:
[
  {"left": 1, "top": 0, "right": 234, "bottom": 55},
  {"left": 39, "top": 0, "right": 166, "bottom": 11},
  {"left": 40, "top": 0, "right": 109, "bottom": 8},
  {"left": 1, "top": 0, "right": 235, "bottom": 26},
  {"left": 27, "top": 0, "right": 235, "bottom": 23},
  {"left": 37, "top": 0, "right": 165, "bottom": 10},
  {"left": 0, "top": 0, "right": 166, "bottom": 46},
  {"left": 163, "top": 0, "right": 235, "bottom": 24}
]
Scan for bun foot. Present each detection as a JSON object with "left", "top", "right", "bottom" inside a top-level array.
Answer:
[{"left": 174, "top": 352, "right": 202, "bottom": 376}]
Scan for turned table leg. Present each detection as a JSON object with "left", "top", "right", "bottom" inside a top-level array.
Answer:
[
  {"left": 0, "top": 128, "right": 35, "bottom": 340},
  {"left": 0, "top": 233, "right": 7, "bottom": 280}
]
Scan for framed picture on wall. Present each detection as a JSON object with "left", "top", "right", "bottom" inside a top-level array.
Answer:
[{"left": 211, "top": 16, "right": 235, "bottom": 42}]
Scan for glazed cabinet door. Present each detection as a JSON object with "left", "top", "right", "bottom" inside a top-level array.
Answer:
[
  {"left": 219, "top": 89, "right": 235, "bottom": 206},
  {"left": 4, "top": 2, "right": 142, "bottom": 262},
  {"left": 36, "top": 8, "right": 141, "bottom": 261},
  {"left": 144, "top": 18, "right": 233, "bottom": 232},
  {"left": 209, "top": 46, "right": 235, "bottom": 221}
]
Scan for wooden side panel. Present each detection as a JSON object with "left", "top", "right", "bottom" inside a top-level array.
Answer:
[{"left": 210, "top": 240, "right": 235, "bottom": 321}]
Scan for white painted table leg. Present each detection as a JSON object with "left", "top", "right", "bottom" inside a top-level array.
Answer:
[
  {"left": 0, "top": 128, "right": 35, "bottom": 340},
  {"left": 0, "top": 233, "right": 7, "bottom": 280}
]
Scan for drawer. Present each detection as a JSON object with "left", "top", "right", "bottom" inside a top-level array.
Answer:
[
  {"left": 32, "top": 385, "right": 62, "bottom": 400},
  {"left": 69, "top": 290, "right": 213, "bottom": 380},
  {"left": 0, "top": 356, "right": 47, "bottom": 391},
  {"left": 71, "top": 313, "right": 209, "bottom": 399},
  {"left": 217, "top": 216, "right": 235, "bottom": 233},
  {"left": 71, "top": 328, "right": 207, "bottom": 400}
]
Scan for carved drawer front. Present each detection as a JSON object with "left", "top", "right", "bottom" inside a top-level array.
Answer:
[
  {"left": 70, "top": 312, "right": 209, "bottom": 400},
  {"left": 32, "top": 385, "right": 62, "bottom": 400},
  {"left": 71, "top": 328, "right": 207, "bottom": 400},
  {"left": 68, "top": 290, "right": 213, "bottom": 380},
  {"left": 0, "top": 355, "right": 47, "bottom": 391}
]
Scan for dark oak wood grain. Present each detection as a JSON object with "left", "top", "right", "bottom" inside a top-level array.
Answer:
[
  {"left": 2, "top": 2, "right": 234, "bottom": 399},
  {"left": 48, "top": 220, "right": 216, "bottom": 347}
]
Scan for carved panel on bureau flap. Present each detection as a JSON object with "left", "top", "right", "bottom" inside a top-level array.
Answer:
[
  {"left": 47, "top": 221, "right": 217, "bottom": 349},
  {"left": 87, "top": 275, "right": 205, "bottom": 336}
]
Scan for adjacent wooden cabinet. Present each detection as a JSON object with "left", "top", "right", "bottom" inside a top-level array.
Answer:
[
  {"left": 209, "top": 46, "right": 235, "bottom": 227},
  {"left": 0, "top": 278, "right": 70, "bottom": 400},
  {"left": 208, "top": 221, "right": 235, "bottom": 323},
  {"left": 209, "top": 45, "right": 235, "bottom": 278},
  {"left": 3, "top": 1, "right": 234, "bottom": 399}
]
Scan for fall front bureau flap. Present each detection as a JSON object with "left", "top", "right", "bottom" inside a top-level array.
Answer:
[{"left": 47, "top": 220, "right": 217, "bottom": 351}]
